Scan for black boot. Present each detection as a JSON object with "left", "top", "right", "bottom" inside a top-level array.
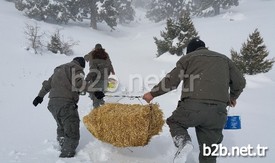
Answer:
[{"left": 59, "top": 151, "right": 75, "bottom": 158}]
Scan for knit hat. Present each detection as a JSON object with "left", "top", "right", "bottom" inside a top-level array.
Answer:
[
  {"left": 186, "top": 38, "right": 205, "bottom": 54},
  {"left": 73, "top": 57, "right": 85, "bottom": 68},
  {"left": 95, "top": 43, "right": 102, "bottom": 49}
]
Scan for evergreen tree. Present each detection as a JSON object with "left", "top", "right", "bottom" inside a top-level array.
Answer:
[
  {"left": 47, "top": 29, "right": 78, "bottom": 55},
  {"left": 78, "top": 0, "right": 98, "bottom": 29},
  {"left": 193, "top": 0, "right": 239, "bottom": 16},
  {"left": 15, "top": 0, "right": 78, "bottom": 24},
  {"left": 88, "top": 0, "right": 135, "bottom": 28},
  {"left": 154, "top": 18, "right": 176, "bottom": 57},
  {"left": 47, "top": 30, "right": 62, "bottom": 54},
  {"left": 175, "top": 11, "right": 198, "bottom": 55},
  {"left": 146, "top": 0, "right": 195, "bottom": 22},
  {"left": 154, "top": 12, "right": 198, "bottom": 57},
  {"left": 15, "top": 0, "right": 120, "bottom": 29},
  {"left": 15, "top": 0, "right": 49, "bottom": 21},
  {"left": 146, "top": 0, "right": 239, "bottom": 22},
  {"left": 231, "top": 29, "right": 274, "bottom": 75},
  {"left": 98, "top": 0, "right": 118, "bottom": 30},
  {"left": 115, "top": 0, "right": 135, "bottom": 24},
  {"left": 46, "top": 2, "right": 70, "bottom": 24},
  {"left": 146, "top": 0, "right": 180, "bottom": 23}
]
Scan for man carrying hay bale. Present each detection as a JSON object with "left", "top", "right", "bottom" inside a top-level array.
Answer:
[
  {"left": 32, "top": 57, "right": 86, "bottom": 158},
  {"left": 84, "top": 43, "right": 115, "bottom": 108},
  {"left": 143, "top": 38, "right": 246, "bottom": 163}
]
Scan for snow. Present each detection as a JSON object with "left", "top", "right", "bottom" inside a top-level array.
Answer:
[
  {"left": 0, "top": 0, "right": 275, "bottom": 163},
  {"left": 222, "top": 12, "right": 246, "bottom": 21}
]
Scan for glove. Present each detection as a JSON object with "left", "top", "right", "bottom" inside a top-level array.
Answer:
[
  {"left": 33, "top": 96, "right": 43, "bottom": 107},
  {"left": 94, "top": 91, "right": 105, "bottom": 100}
]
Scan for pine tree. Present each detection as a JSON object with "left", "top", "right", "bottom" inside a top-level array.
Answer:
[
  {"left": 98, "top": 0, "right": 118, "bottom": 30},
  {"left": 78, "top": 0, "right": 98, "bottom": 29},
  {"left": 47, "top": 30, "right": 62, "bottom": 54},
  {"left": 15, "top": 0, "right": 76, "bottom": 24},
  {"left": 154, "top": 12, "right": 198, "bottom": 57},
  {"left": 15, "top": 0, "right": 120, "bottom": 29},
  {"left": 146, "top": 0, "right": 188, "bottom": 23},
  {"left": 115, "top": 0, "right": 135, "bottom": 24},
  {"left": 145, "top": 0, "right": 239, "bottom": 21},
  {"left": 231, "top": 29, "right": 274, "bottom": 75},
  {"left": 193, "top": 0, "right": 239, "bottom": 17},
  {"left": 18, "top": 0, "right": 50, "bottom": 21},
  {"left": 47, "top": 29, "right": 78, "bottom": 55},
  {"left": 154, "top": 18, "right": 176, "bottom": 57},
  {"left": 175, "top": 11, "right": 198, "bottom": 55},
  {"left": 46, "top": 2, "right": 70, "bottom": 24}
]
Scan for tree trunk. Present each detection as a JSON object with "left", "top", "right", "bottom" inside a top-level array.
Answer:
[
  {"left": 213, "top": 4, "right": 220, "bottom": 15},
  {"left": 90, "top": 0, "right": 98, "bottom": 30},
  {"left": 90, "top": 15, "right": 97, "bottom": 30}
]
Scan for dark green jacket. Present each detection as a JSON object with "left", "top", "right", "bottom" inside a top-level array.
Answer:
[
  {"left": 38, "top": 60, "right": 85, "bottom": 103},
  {"left": 84, "top": 50, "right": 115, "bottom": 74},
  {"left": 150, "top": 47, "right": 246, "bottom": 104},
  {"left": 85, "top": 59, "right": 111, "bottom": 92},
  {"left": 84, "top": 49, "right": 115, "bottom": 92}
]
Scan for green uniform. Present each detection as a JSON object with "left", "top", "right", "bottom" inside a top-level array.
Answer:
[
  {"left": 84, "top": 50, "right": 114, "bottom": 74},
  {"left": 84, "top": 50, "right": 115, "bottom": 108},
  {"left": 38, "top": 60, "right": 85, "bottom": 155},
  {"left": 150, "top": 47, "right": 246, "bottom": 163}
]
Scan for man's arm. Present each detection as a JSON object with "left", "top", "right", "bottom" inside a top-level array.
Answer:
[
  {"left": 143, "top": 61, "right": 185, "bottom": 103},
  {"left": 150, "top": 66, "right": 182, "bottom": 97},
  {"left": 106, "top": 53, "right": 115, "bottom": 74},
  {"left": 33, "top": 75, "right": 52, "bottom": 107},
  {"left": 228, "top": 60, "right": 246, "bottom": 106},
  {"left": 38, "top": 75, "right": 53, "bottom": 98}
]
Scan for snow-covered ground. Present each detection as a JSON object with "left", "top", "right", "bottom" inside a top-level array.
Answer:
[{"left": 0, "top": 0, "right": 274, "bottom": 163}]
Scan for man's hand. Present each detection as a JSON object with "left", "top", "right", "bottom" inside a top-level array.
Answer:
[
  {"left": 229, "top": 98, "right": 237, "bottom": 107},
  {"left": 143, "top": 92, "right": 154, "bottom": 103},
  {"left": 33, "top": 96, "right": 43, "bottom": 107},
  {"left": 94, "top": 91, "right": 105, "bottom": 99}
]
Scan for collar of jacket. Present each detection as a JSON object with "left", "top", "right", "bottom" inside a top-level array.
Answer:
[{"left": 196, "top": 47, "right": 208, "bottom": 51}]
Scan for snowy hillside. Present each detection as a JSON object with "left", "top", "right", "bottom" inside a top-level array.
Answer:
[{"left": 0, "top": 0, "right": 275, "bottom": 163}]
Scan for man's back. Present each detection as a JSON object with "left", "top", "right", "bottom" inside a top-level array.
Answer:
[
  {"left": 47, "top": 61, "right": 84, "bottom": 102},
  {"left": 179, "top": 47, "right": 246, "bottom": 103}
]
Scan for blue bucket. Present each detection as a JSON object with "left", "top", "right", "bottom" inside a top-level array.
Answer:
[{"left": 224, "top": 116, "right": 241, "bottom": 130}]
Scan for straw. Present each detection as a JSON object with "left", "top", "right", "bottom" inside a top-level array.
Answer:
[{"left": 83, "top": 103, "right": 165, "bottom": 147}]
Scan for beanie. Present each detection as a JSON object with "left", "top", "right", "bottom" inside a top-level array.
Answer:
[
  {"left": 186, "top": 38, "right": 205, "bottom": 54},
  {"left": 95, "top": 43, "right": 102, "bottom": 49},
  {"left": 73, "top": 57, "right": 85, "bottom": 68}
]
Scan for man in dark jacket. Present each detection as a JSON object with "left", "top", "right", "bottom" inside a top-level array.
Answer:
[
  {"left": 33, "top": 57, "right": 86, "bottom": 158},
  {"left": 84, "top": 43, "right": 115, "bottom": 108},
  {"left": 143, "top": 38, "right": 246, "bottom": 163}
]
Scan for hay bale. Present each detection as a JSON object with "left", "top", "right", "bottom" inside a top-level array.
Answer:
[{"left": 83, "top": 103, "right": 165, "bottom": 147}]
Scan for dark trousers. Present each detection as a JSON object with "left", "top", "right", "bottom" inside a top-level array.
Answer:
[
  {"left": 89, "top": 92, "right": 105, "bottom": 108},
  {"left": 48, "top": 99, "right": 80, "bottom": 154},
  {"left": 167, "top": 99, "right": 227, "bottom": 163}
]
